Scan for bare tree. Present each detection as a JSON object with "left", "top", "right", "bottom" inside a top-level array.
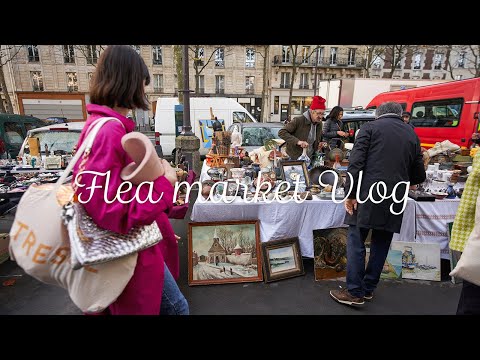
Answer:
[
  {"left": 173, "top": 45, "right": 183, "bottom": 103},
  {"left": 0, "top": 45, "right": 23, "bottom": 113},
  {"left": 361, "top": 45, "right": 387, "bottom": 78},
  {"left": 445, "top": 45, "right": 480, "bottom": 79},
  {"left": 383, "top": 45, "right": 425, "bottom": 78},
  {"left": 255, "top": 45, "right": 270, "bottom": 122},
  {"left": 73, "top": 45, "right": 106, "bottom": 68},
  {"left": 286, "top": 45, "right": 322, "bottom": 121},
  {"left": 188, "top": 46, "right": 233, "bottom": 96},
  {"left": 286, "top": 45, "right": 299, "bottom": 122}
]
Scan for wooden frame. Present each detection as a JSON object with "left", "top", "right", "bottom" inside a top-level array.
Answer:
[
  {"left": 279, "top": 160, "right": 310, "bottom": 191},
  {"left": 188, "top": 220, "right": 263, "bottom": 286},
  {"left": 261, "top": 237, "right": 304, "bottom": 283}
]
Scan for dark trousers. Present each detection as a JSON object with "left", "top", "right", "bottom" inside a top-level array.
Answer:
[
  {"left": 457, "top": 280, "right": 480, "bottom": 315},
  {"left": 346, "top": 225, "right": 393, "bottom": 298}
]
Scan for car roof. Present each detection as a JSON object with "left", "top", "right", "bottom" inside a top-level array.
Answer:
[
  {"left": 230, "top": 122, "right": 283, "bottom": 128},
  {"left": 324, "top": 109, "right": 376, "bottom": 121},
  {"left": 27, "top": 121, "right": 86, "bottom": 134}
]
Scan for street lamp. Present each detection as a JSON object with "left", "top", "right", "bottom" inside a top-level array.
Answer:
[{"left": 180, "top": 45, "right": 194, "bottom": 136}]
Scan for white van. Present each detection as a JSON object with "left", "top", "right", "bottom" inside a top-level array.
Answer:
[{"left": 154, "top": 97, "right": 257, "bottom": 157}]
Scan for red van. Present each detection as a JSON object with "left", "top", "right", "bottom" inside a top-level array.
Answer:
[{"left": 366, "top": 78, "right": 480, "bottom": 149}]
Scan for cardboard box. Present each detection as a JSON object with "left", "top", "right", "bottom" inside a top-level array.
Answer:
[
  {"left": 0, "top": 233, "right": 10, "bottom": 264},
  {"left": 28, "top": 137, "right": 41, "bottom": 156}
]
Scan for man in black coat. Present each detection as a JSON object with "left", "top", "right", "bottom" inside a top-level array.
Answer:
[{"left": 330, "top": 102, "right": 426, "bottom": 306}]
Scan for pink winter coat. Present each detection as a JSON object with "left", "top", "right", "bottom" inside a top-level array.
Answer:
[{"left": 73, "top": 104, "right": 178, "bottom": 315}]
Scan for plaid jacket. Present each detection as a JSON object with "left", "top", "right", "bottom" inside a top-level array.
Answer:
[{"left": 450, "top": 150, "right": 480, "bottom": 252}]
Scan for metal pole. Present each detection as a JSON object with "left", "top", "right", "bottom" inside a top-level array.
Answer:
[
  {"left": 181, "top": 45, "right": 194, "bottom": 136},
  {"left": 313, "top": 47, "right": 319, "bottom": 96}
]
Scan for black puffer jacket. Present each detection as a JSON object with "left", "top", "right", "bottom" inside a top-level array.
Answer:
[{"left": 322, "top": 118, "right": 343, "bottom": 147}]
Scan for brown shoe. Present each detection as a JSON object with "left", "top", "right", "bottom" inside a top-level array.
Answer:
[{"left": 330, "top": 288, "right": 365, "bottom": 306}]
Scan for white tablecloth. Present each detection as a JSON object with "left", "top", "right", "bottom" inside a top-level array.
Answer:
[
  {"left": 194, "top": 159, "right": 460, "bottom": 259},
  {"left": 413, "top": 199, "right": 460, "bottom": 259},
  {"left": 191, "top": 196, "right": 417, "bottom": 258}
]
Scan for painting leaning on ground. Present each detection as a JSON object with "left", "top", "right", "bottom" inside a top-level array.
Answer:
[{"left": 188, "top": 220, "right": 263, "bottom": 285}]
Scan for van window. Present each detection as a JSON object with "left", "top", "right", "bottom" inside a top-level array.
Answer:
[
  {"left": 4, "top": 122, "right": 24, "bottom": 145},
  {"left": 233, "top": 111, "right": 254, "bottom": 123},
  {"left": 411, "top": 98, "right": 463, "bottom": 128},
  {"left": 34, "top": 131, "right": 81, "bottom": 154}
]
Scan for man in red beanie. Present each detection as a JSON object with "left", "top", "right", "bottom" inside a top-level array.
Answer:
[{"left": 278, "top": 95, "right": 326, "bottom": 159}]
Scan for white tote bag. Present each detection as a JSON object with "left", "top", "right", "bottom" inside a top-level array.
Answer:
[
  {"left": 449, "top": 192, "right": 480, "bottom": 286},
  {"left": 9, "top": 117, "right": 138, "bottom": 313}
]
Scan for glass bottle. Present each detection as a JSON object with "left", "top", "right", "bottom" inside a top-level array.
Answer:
[{"left": 333, "top": 154, "right": 341, "bottom": 170}]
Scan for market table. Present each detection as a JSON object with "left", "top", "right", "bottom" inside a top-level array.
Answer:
[
  {"left": 191, "top": 196, "right": 420, "bottom": 258},
  {"left": 195, "top": 160, "right": 461, "bottom": 258}
]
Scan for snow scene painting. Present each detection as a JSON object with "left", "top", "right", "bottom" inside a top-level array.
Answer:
[
  {"left": 391, "top": 241, "right": 441, "bottom": 281},
  {"left": 261, "top": 237, "right": 304, "bottom": 283},
  {"left": 188, "top": 220, "right": 263, "bottom": 285}
]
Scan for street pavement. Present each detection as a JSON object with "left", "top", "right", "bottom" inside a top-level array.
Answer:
[{"left": 0, "top": 191, "right": 462, "bottom": 315}]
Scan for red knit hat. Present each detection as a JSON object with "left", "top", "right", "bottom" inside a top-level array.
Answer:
[{"left": 310, "top": 95, "right": 326, "bottom": 110}]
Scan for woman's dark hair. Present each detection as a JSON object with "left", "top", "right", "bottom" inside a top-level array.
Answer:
[
  {"left": 328, "top": 106, "right": 344, "bottom": 121},
  {"left": 90, "top": 45, "right": 151, "bottom": 111}
]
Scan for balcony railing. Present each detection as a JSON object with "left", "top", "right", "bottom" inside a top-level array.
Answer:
[
  {"left": 154, "top": 87, "right": 163, "bottom": 93},
  {"left": 153, "top": 59, "right": 163, "bottom": 65},
  {"left": 280, "top": 84, "right": 290, "bottom": 89},
  {"left": 216, "top": 89, "right": 225, "bottom": 94},
  {"left": 245, "top": 88, "right": 255, "bottom": 94},
  {"left": 28, "top": 55, "right": 40, "bottom": 62},
  {"left": 197, "top": 88, "right": 205, "bottom": 94},
  {"left": 299, "top": 84, "right": 309, "bottom": 89},
  {"left": 273, "top": 55, "right": 365, "bottom": 68}
]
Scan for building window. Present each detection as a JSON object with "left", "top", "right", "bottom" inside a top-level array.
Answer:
[
  {"left": 346, "top": 74, "right": 355, "bottom": 78},
  {"left": 456, "top": 75, "right": 463, "bottom": 80},
  {"left": 348, "top": 48, "right": 356, "bottom": 66},
  {"left": 245, "top": 48, "right": 255, "bottom": 68},
  {"left": 282, "top": 46, "right": 290, "bottom": 63},
  {"left": 131, "top": 45, "right": 140, "bottom": 54},
  {"left": 63, "top": 45, "right": 75, "bottom": 64},
  {"left": 458, "top": 52, "right": 466, "bottom": 68},
  {"left": 152, "top": 46, "right": 162, "bottom": 65},
  {"left": 373, "top": 56, "right": 382, "bottom": 69},
  {"left": 317, "top": 47, "right": 324, "bottom": 65},
  {"left": 280, "top": 72, "right": 290, "bottom": 88},
  {"left": 434, "top": 53, "right": 443, "bottom": 70},
  {"left": 66, "top": 72, "right": 78, "bottom": 92},
  {"left": 86, "top": 45, "right": 99, "bottom": 65},
  {"left": 413, "top": 53, "right": 422, "bottom": 70},
  {"left": 302, "top": 46, "right": 310, "bottom": 64},
  {"left": 194, "top": 47, "right": 205, "bottom": 67},
  {"left": 31, "top": 71, "right": 43, "bottom": 91},
  {"left": 215, "top": 75, "right": 225, "bottom": 94},
  {"left": 198, "top": 75, "right": 205, "bottom": 94},
  {"left": 274, "top": 96, "right": 279, "bottom": 114},
  {"left": 27, "top": 45, "right": 39, "bottom": 62},
  {"left": 299, "top": 73, "right": 309, "bottom": 89},
  {"left": 245, "top": 76, "right": 255, "bottom": 94},
  {"left": 87, "top": 72, "right": 93, "bottom": 85},
  {"left": 329, "top": 73, "right": 336, "bottom": 79},
  {"left": 330, "top": 47, "right": 337, "bottom": 65},
  {"left": 394, "top": 50, "right": 402, "bottom": 69},
  {"left": 153, "top": 74, "right": 163, "bottom": 92},
  {"left": 215, "top": 48, "right": 225, "bottom": 67}
]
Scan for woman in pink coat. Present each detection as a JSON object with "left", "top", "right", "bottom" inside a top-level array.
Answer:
[{"left": 72, "top": 45, "right": 189, "bottom": 315}]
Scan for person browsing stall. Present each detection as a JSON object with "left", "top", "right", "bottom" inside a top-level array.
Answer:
[
  {"left": 278, "top": 95, "right": 326, "bottom": 159},
  {"left": 72, "top": 45, "right": 189, "bottom": 315},
  {"left": 330, "top": 102, "right": 426, "bottom": 307},
  {"left": 323, "top": 106, "right": 347, "bottom": 149}
]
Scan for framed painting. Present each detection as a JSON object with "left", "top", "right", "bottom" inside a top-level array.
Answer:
[
  {"left": 313, "top": 227, "right": 348, "bottom": 280},
  {"left": 261, "top": 237, "right": 304, "bottom": 283},
  {"left": 391, "top": 241, "right": 441, "bottom": 281},
  {"left": 279, "top": 160, "right": 310, "bottom": 192},
  {"left": 188, "top": 220, "right": 263, "bottom": 286}
]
